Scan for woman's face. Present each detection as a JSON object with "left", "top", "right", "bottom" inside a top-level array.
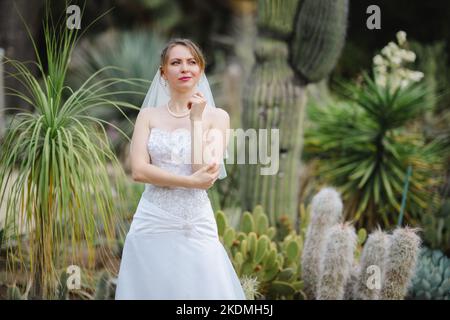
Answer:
[{"left": 161, "top": 44, "right": 202, "bottom": 92}]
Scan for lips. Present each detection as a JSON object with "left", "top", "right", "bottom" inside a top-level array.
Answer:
[{"left": 179, "top": 77, "right": 191, "bottom": 81}]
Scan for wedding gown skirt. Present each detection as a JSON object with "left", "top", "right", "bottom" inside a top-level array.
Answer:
[{"left": 115, "top": 128, "right": 246, "bottom": 299}]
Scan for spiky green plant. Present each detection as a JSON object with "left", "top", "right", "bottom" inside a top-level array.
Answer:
[
  {"left": 304, "top": 72, "right": 445, "bottom": 229},
  {"left": 0, "top": 2, "right": 142, "bottom": 298},
  {"left": 67, "top": 29, "right": 164, "bottom": 153}
]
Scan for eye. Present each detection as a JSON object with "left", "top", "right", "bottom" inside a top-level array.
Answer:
[
  {"left": 190, "top": 60, "right": 197, "bottom": 64},
  {"left": 171, "top": 61, "right": 180, "bottom": 65}
]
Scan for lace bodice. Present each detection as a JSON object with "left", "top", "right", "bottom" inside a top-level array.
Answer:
[{"left": 142, "top": 127, "right": 210, "bottom": 220}]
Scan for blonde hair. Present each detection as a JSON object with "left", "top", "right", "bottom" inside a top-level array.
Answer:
[{"left": 159, "top": 38, "right": 206, "bottom": 76}]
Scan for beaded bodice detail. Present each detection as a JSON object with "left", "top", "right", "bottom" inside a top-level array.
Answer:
[{"left": 142, "top": 127, "right": 210, "bottom": 220}]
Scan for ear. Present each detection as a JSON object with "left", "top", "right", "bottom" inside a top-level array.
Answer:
[{"left": 159, "top": 66, "right": 166, "bottom": 79}]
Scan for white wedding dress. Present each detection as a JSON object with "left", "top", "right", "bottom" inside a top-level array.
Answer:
[{"left": 115, "top": 127, "right": 246, "bottom": 300}]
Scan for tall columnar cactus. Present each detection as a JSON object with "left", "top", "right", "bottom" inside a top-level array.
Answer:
[
  {"left": 380, "top": 227, "right": 421, "bottom": 300},
  {"left": 302, "top": 187, "right": 423, "bottom": 300},
  {"left": 355, "top": 229, "right": 390, "bottom": 300},
  {"left": 290, "top": 0, "right": 349, "bottom": 83},
  {"left": 317, "top": 223, "right": 357, "bottom": 300},
  {"left": 344, "top": 264, "right": 360, "bottom": 300},
  {"left": 301, "top": 187, "right": 343, "bottom": 299},
  {"left": 240, "top": 0, "right": 349, "bottom": 226}
]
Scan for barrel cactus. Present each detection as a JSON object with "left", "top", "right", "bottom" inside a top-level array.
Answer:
[
  {"left": 240, "top": 0, "right": 349, "bottom": 226},
  {"left": 408, "top": 247, "right": 450, "bottom": 300}
]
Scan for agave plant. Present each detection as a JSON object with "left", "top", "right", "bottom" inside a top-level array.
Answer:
[
  {"left": 0, "top": 4, "right": 143, "bottom": 298},
  {"left": 303, "top": 71, "right": 445, "bottom": 229}
]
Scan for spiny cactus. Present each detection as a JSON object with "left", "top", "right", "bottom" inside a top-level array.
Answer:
[
  {"left": 316, "top": 223, "right": 357, "bottom": 300},
  {"left": 344, "top": 264, "right": 360, "bottom": 300},
  {"left": 94, "top": 271, "right": 112, "bottom": 300},
  {"left": 7, "top": 285, "right": 25, "bottom": 300},
  {"left": 290, "top": 0, "right": 349, "bottom": 83},
  {"left": 216, "top": 205, "right": 304, "bottom": 299},
  {"left": 241, "top": 0, "right": 349, "bottom": 225},
  {"left": 240, "top": 275, "right": 262, "bottom": 300},
  {"left": 301, "top": 187, "right": 343, "bottom": 298},
  {"left": 380, "top": 227, "right": 421, "bottom": 300},
  {"left": 302, "top": 187, "right": 423, "bottom": 300},
  {"left": 355, "top": 229, "right": 390, "bottom": 300},
  {"left": 57, "top": 270, "right": 69, "bottom": 300}
]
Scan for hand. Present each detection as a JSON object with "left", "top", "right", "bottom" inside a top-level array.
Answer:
[
  {"left": 188, "top": 91, "right": 207, "bottom": 121},
  {"left": 189, "top": 162, "right": 219, "bottom": 190}
]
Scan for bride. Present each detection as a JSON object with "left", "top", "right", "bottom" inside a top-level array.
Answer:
[{"left": 114, "top": 38, "right": 246, "bottom": 299}]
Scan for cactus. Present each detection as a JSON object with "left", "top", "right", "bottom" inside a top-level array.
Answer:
[
  {"left": 94, "top": 271, "right": 112, "bottom": 300},
  {"left": 57, "top": 270, "right": 69, "bottom": 300},
  {"left": 301, "top": 187, "right": 423, "bottom": 300},
  {"left": 290, "top": 0, "right": 349, "bottom": 82},
  {"left": 301, "top": 187, "right": 343, "bottom": 298},
  {"left": 354, "top": 229, "right": 390, "bottom": 299},
  {"left": 380, "top": 227, "right": 421, "bottom": 300},
  {"left": 240, "top": 275, "right": 262, "bottom": 300},
  {"left": 240, "top": 0, "right": 349, "bottom": 225},
  {"left": 7, "top": 285, "right": 25, "bottom": 300},
  {"left": 344, "top": 264, "right": 360, "bottom": 300},
  {"left": 408, "top": 247, "right": 450, "bottom": 300},
  {"left": 316, "top": 223, "right": 357, "bottom": 300},
  {"left": 216, "top": 205, "right": 305, "bottom": 299}
]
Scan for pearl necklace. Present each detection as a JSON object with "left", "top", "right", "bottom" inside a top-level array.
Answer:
[{"left": 166, "top": 102, "right": 190, "bottom": 118}]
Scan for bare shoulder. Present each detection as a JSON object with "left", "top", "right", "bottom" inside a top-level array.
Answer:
[
  {"left": 137, "top": 106, "right": 161, "bottom": 127},
  {"left": 207, "top": 107, "right": 230, "bottom": 125}
]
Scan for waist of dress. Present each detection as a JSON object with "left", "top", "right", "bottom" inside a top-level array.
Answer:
[{"left": 129, "top": 188, "right": 217, "bottom": 239}]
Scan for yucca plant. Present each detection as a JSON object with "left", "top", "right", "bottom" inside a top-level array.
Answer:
[
  {"left": 0, "top": 2, "right": 143, "bottom": 298},
  {"left": 304, "top": 71, "right": 445, "bottom": 229}
]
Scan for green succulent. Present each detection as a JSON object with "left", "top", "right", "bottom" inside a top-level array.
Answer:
[
  {"left": 216, "top": 205, "right": 305, "bottom": 299},
  {"left": 408, "top": 247, "right": 450, "bottom": 300}
]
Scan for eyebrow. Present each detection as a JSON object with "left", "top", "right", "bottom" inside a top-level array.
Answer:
[{"left": 170, "top": 57, "right": 196, "bottom": 62}]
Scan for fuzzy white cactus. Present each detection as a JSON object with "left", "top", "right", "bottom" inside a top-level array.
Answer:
[
  {"left": 355, "top": 229, "right": 390, "bottom": 299},
  {"left": 301, "top": 187, "right": 343, "bottom": 299},
  {"left": 380, "top": 227, "right": 421, "bottom": 299},
  {"left": 344, "top": 263, "right": 360, "bottom": 300},
  {"left": 317, "top": 223, "right": 357, "bottom": 300}
]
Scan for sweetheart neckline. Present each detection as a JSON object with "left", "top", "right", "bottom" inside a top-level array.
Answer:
[{"left": 150, "top": 127, "right": 191, "bottom": 135}]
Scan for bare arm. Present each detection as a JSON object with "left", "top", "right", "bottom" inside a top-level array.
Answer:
[
  {"left": 130, "top": 108, "right": 193, "bottom": 188},
  {"left": 191, "top": 108, "right": 230, "bottom": 174}
]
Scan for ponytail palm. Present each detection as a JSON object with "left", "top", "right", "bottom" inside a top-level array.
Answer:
[{"left": 0, "top": 7, "right": 143, "bottom": 298}]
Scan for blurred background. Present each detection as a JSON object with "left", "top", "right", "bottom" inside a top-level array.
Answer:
[{"left": 0, "top": 0, "right": 449, "bottom": 300}]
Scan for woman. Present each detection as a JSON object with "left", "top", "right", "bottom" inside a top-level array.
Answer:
[{"left": 115, "top": 38, "right": 246, "bottom": 299}]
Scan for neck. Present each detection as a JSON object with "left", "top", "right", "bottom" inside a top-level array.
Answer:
[{"left": 168, "top": 88, "right": 197, "bottom": 113}]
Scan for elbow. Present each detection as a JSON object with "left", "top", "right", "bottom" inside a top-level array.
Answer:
[
  {"left": 131, "top": 170, "right": 141, "bottom": 182},
  {"left": 131, "top": 165, "right": 142, "bottom": 182}
]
